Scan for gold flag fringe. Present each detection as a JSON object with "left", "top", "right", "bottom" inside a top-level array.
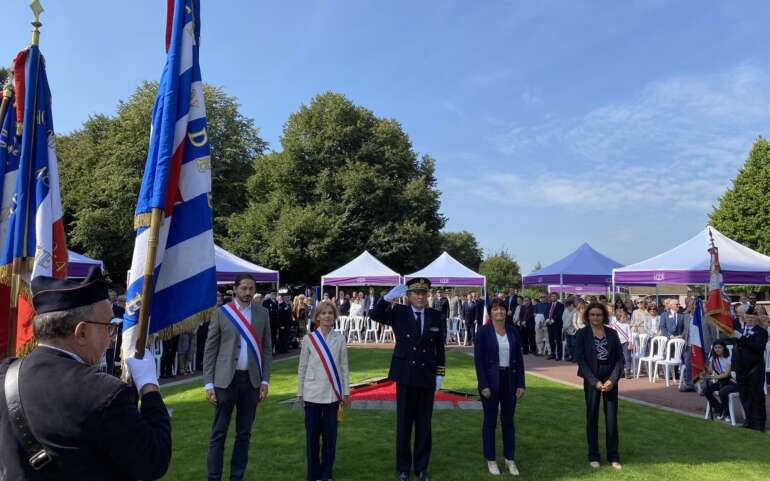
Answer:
[
  {"left": 0, "top": 260, "right": 36, "bottom": 286},
  {"left": 133, "top": 212, "right": 165, "bottom": 230},
  {"left": 155, "top": 307, "right": 215, "bottom": 341}
]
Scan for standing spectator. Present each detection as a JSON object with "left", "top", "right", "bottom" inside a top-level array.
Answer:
[
  {"left": 160, "top": 334, "right": 179, "bottom": 378},
  {"left": 575, "top": 302, "right": 624, "bottom": 470},
  {"left": 338, "top": 292, "right": 351, "bottom": 316},
  {"left": 609, "top": 309, "right": 633, "bottom": 379},
  {"left": 562, "top": 299, "right": 578, "bottom": 362},
  {"left": 474, "top": 298, "right": 525, "bottom": 476},
  {"left": 298, "top": 301, "right": 350, "bottom": 481},
  {"left": 349, "top": 293, "right": 365, "bottom": 317},
  {"left": 364, "top": 287, "right": 379, "bottom": 319},
  {"left": 294, "top": 294, "right": 309, "bottom": 340},
  {"left": 630, "top": 299, "right": 647, "bottom": 334},
  {"left": 177, "top": 323, "right": 197, "bottom": 375},
  {"left": 679, "top": 297, "right": 697, "bottom": 392},
  {"left": 514, "top": 297, "right": 536, "bottom": 355},
  {"left": 645, "top": 304, "right": 661, "bottom": 338},
  {"left": 732, "top": 306, "right": 768, "bottom": 431},
  {"left": 473, "top": 292, "right": 485, "bottom": 343},
  {"left": 437, "top": 290, "right": 450, "bottom": 326},
  {"left": 533, "top": 296, "right": 549, "bottom": 356},
  {"left": 277, "top": 294, "right": 293, "bottom": 353},
  {"left": 262, "top": 293, "right": 279, "bottom": 353},
  {"left": 505, "top": 287, "right": 519, "bottom": 325},
  {"left": 462, "top": 294, "right": 475, "bottom": 344},
  {"left": 660, "top": 299, "right": 684, "bottom": 338},
  {"left": 546, "top": 293, "right": 565, "bottom": 360},
  {"left": 448, "top": 289, "right": 461, "bottom": 322}
]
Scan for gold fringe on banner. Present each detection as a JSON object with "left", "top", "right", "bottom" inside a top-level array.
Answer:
[
  {"left": 15, "top": 338, "right": 37, "bottom": 357},
  {"left": 0, "top": 259, "right": 36, "bottom": 286},
  {"left": 154, "top": 307, "right": 216, "bottom": 341},
  {"left": 133, "top": 212, "right": 165, "bottom": 230}
]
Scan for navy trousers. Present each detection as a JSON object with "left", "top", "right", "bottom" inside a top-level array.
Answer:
[
  {"left": 480, "top": 367, "right": 517, "bottom": 461},
  {"left": 208, "top": 372, "right": 259, "bottom": 481},
  {"left": 305, "top": 401, "right": 339, "bottom": 481},
  {"left": 583, "top": 379, "right": 619, "bottom": 463},
  {"left": 396, "top": 383, "right": 434, "bottom": 474}
]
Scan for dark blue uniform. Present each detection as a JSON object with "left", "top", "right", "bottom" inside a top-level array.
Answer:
[
  {"left": 0, "top": 347, "right": 171, "bottom": 480},
  {"left": 372, "top": 299, "right": 446, "bottom": 476}
]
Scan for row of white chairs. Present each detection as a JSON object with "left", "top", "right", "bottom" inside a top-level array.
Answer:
[
  {"left": 634, "top": 335, "right": 686, "bottom": 386},
  {"left": 335, "top": 316, "right": 394, "bottom": 344}
]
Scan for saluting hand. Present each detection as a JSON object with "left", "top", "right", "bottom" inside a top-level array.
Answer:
[{"left": 205, "top": 388, "right": 217, "bottom": 406}]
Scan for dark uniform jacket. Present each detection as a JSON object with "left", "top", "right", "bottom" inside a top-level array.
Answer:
[
  {"left": 732, "top": 324, "right": 768, "bottom": 378},
  {"left": 262, "top": 298, "right": 279, "bottom": 327},
  {"left": 371, "top": 300, "right": 446, "bottom": 389},
  {"left": 0, "top": 347, "right": 171, "bottom": 481}
]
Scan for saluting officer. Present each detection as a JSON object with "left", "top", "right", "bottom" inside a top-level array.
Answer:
[{"left": 372, "top": 278, "right": 446, "bottom": 481}]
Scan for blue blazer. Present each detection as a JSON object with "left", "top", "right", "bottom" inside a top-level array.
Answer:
[
  {"left": 659, "top": 310, "right": 684, "bottom": 338},
  {"left": 474, "top": 323, "right": 525, "bottom": 396}
]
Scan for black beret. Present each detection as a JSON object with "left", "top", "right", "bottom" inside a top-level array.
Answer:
[{"left": 32, "top": 266, "right": 109, "bottom": 314}]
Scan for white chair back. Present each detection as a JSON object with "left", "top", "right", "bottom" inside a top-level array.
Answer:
[
  {"left": 635, "top": 333, "right": 649, "bottom": 356},
  {"left": 650, "top": 336, "right": 668, "bottom": 358},
  {"left": 664, "top": 338, "right": 686, "bottom": 361}
]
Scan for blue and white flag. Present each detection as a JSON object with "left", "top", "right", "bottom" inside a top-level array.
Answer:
[
  {"left": 0, "top": 90, "right": 20, "bottom": 243},
  {"left": 123, "top": 0, "right": 216, "bottom": 353}
]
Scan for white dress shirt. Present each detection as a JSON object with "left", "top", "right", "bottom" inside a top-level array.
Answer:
[
  {"left": 496, "top": 332, "right": 510, "bottom": 367},
  {"left": 235, "top": 301, "right": 252, "bottom": 371}
]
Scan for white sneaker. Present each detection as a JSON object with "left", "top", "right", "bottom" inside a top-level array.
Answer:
[
  {"left": 505, "top": 459, "right": 519, "bottom": 476},
  {"left": 487, "top": 461, "right": 501, "bottom": 475}
]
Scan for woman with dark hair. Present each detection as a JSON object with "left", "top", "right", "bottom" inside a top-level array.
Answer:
[
  {"left": 575, "top": 302, "right": 624, "bottom": 470},
  {"left": 474, "top": 298, "right": 525, "bottom": 476},
  {"left": 703, "top": 340, "right": 736, "bottom": 420}
]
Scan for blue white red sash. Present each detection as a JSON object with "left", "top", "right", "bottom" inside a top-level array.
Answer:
[
  {"left": 610, "top": 320, "right": 633, "bottom": 351},
  {"left": 220, "top": 303, "right": 264, "bottom": 380},
  {"left": 307, "top": 329, "right": 343, "bottom": 401}
]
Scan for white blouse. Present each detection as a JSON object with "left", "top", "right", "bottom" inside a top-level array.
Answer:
[{"left": 497, "top": 332, "right": 510, "bottom": 368}]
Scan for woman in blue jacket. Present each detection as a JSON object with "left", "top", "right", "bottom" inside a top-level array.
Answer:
[{"left": 474, "top": 297, "right": 526, "bottom": 476}]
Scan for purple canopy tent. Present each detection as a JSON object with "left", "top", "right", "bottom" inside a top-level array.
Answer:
[
  {"left": 548, "top": 285, "right": 609, "bottom": 295},
  {"left": 215, "top": 245, "right": 279, "bottom": 285},
  {"left": 522, "top": 243, "right": 623, "bottom": 298},
  {"left": 321, "top": 251, "right": 401, "bottom": 297},
  {"left": 67, "top": 250, "right": 104, "bottom": 278},
  {"left": 613, "top": 227, "right": 770, "bottom": 286},
  {"left": 404, "top": 252, "right": 486, "bottom": 299}
]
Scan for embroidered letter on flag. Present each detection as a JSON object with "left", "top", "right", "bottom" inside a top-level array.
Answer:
[
  {"left": 0, "top": 45, "right": 67, "bottom": 356},
  {"left": 122, "top": 0, "right": 216, "bottom": 354}
]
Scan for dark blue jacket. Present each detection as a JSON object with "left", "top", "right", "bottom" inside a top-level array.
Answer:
[
  {"left": 474, "top": 323, "right": 525, "bottom": 396},
  {"left": 371, "top": 300, "right": 446, "bottom": 388}
]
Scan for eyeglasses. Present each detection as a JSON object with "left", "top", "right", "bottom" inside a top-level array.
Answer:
[{"left": 80, "top": 320, "right": 120, "bottom": 337}]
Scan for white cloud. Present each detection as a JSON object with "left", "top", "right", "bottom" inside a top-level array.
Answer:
[{"left": 467, "top": 63, "right": 770, "bottom": 212}]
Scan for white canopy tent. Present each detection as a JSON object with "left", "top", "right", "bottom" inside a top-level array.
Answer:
[
  {"left": 214, "top": 245, "right": 279, "bottom": 285},
  {"left": 404, "top": 251, "right": 486, "bottom": 298},
  {"left": 321, "top": 250, "right": 401, "bottom": 296}
]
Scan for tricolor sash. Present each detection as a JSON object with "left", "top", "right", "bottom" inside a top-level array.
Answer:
[
  {"left": 221, "top": 303, "right": 264, "bottom": 380},
  {"left": 307, "top": 329, "right": 343, "bottom": 402},
  {"left": 610, "top": 320, "right": 633, "bottom": 351}
]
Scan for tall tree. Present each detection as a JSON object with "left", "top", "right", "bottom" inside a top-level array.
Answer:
[
  {"left": 0, "top": 67, "right": 8, "bottom": 86},
  {"left": 479, "top": 250, "right": 521, "bottom": 292},
  {"left": 440, "top": 231, "right": 483, "bottom": 270},
  {"left": 710, "top": 137, "right": 770, "bottom": 255},
  {"left": 224, "top": 92, "right": 446, "bottom": 283},
  {"left": 57, "top": 81, "right": 266, "bottom": 279}
]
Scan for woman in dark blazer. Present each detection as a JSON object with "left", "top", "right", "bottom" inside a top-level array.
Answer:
[
  {"left": 474, "top": 298, "right": 526, "bottom": 476},
  {"left": 575, "top": 302, "right": 624, "bottom": 470}
]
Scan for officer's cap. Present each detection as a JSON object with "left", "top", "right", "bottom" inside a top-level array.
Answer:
[
  {"left": 407, "top": 277, "right": 431, "bottom": 293},
  {"left": 32, "top": 266, "right": 109, "bottom": 314}
]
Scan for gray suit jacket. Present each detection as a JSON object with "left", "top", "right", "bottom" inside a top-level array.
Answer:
[{"left": 203, "top": 303, "right": 273, "bottom": 389}]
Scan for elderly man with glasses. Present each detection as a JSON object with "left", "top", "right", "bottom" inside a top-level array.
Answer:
[{"left": 0, "top": 267, "right": 170, "bottom": 480}]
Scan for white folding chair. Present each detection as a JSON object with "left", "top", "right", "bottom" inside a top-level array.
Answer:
[
  {"left": 653, "top": 338, "right": 686, "bottom": 386},
  {"left": 363, "top": 318, "right": 379, "bottom": 344},
  {"left": 704, "top": 387, "right": 745, "bottom": 426},
  {"left": 381, "top": 325, "right": 395, "bottom": 343},
  {"left": 631, "top": 333, "right": 649, "bottom": 374},
  {"left": 335, "top": 316, "right": 348, "bottom": 336},
  {"left": 347, "top": 316, "right": 364, "bottom": 344},
  {"left": 149, "top": 334, "right": 163, "bottom": 380},
  {"left": 445, "top": 317, "right": 460, "bottom": 346},
  {"left": 637, "top": 335, "right": 666, "bottom": 381}
]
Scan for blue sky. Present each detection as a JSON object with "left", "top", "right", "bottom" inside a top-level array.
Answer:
[{"left": 2, "top": 1, "right": 768, "bottom": 273}]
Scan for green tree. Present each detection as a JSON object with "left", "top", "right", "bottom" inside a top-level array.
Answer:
[
  {"left": 57, "top": 81, "right": 266, "bottom": 279},
  {"left": 709, "top": 137, "right": 770, "bottom": 255},
  {"left": 479, "top": 250, "right": 521, "bottom": 292},
  {"left": 224, "top": 92, "right": 446, "bottom": 283},
  {"left": 0, "top": 67, "right": 8, "bottom": 86},
  {"left": 439, "top": 231, "right": 483, "bottom": 270}
]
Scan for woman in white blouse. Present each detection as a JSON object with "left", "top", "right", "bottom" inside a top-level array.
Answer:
[
  {"left": 348, "top": 293, "right": 365, "bottom": 317},
  {"left": 298, "top": 301, "right": 350, "bottom": 481}
]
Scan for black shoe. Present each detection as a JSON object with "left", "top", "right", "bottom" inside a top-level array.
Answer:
[
  {"left": 547, "top": 356, "right": 555, "bottom": 360},
  {"left": 678, "top": 386, "right": 695, "bottom": 393},
  {"left": 398, "top": 472, "right": 409, "bottom": 481},
  {"left": 418, "top": 472, "right": 430, "bottom": 481}
]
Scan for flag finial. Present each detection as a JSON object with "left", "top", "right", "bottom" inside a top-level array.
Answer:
[
  {"left": 708, "top": 227, "right": 715, "bottom": 249},
  {"left": 30, "top": 0, "right": 44, "bottom": 46}
]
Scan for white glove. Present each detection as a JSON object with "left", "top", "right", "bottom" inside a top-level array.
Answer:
[
  {"left": 126, "top": 355, "right": 159, "bottom": 394},
  {"left": 384, "top": 284, "right": 408, "bottom": 302},
  {"left": 435, "top": 375, "right": 443, "bottom": 392}
]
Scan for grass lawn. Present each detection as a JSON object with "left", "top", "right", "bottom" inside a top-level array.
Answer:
[{"left": 160, "top": 348, "right": 770, "bottom": 481}]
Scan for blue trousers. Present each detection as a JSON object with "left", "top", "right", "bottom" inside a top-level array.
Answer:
[
  {"left": 480, "top": 367, "right": 517, "bottom": 461},
  {"left": 305, "top": 401, "right": 339, "bottom": 481}
]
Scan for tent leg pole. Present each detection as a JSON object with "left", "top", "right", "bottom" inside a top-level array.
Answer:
[
  {"left": 559, "top": 274, "right": 564, "bottom": 300},
  {"left": 655, "top": 284, "right": 659, "bottom": 307},
  {"left": 611, "top": 276, "right": 615, "bottom": 304}
]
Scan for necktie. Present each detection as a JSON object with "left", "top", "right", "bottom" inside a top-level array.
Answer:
[
  {"left": 549, "top": 302, "right": 555, "bottom": 318},
  {"left": 415, "top": 311, "right": 422, "bottom": 333}
]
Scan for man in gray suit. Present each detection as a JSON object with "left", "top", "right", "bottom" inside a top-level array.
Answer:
[{"left": 204, "top": 274, "right": 272, "bottom": 481}]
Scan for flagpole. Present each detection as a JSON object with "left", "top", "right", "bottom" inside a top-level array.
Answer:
[
  {"left": 133, "top": 207, "right": 163, "bottom": 359},
  {"left": 7, "top": 1, "right": 45, "bottom": 357}
]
